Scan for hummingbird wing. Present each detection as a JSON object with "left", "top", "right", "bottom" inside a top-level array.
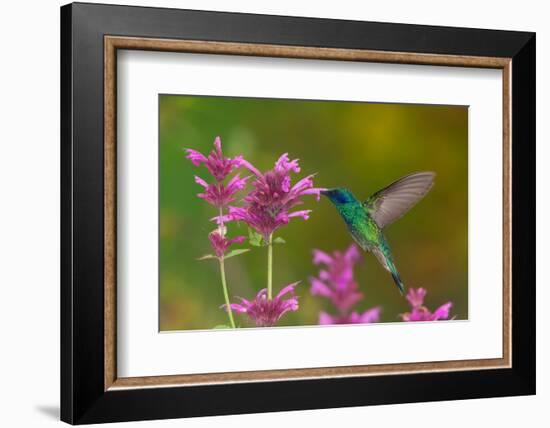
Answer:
[{"left": 363, "top": 171, "right": 435, "bottom": 229}]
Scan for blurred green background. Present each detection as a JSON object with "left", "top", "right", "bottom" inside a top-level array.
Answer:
[{"left": 159, "top": 95, "right": 468, "bottom": 331}]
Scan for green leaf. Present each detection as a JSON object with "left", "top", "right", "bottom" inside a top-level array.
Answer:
[
  {"left": 224, "top": 248, "right": 251, "bottom": 259},
  {"left": 248, "top": 227, "right": 264, "bottom": 247},
  {"left": 273, "top": 237, "right": 286, "bottom": 244},
  {"left": 213, "top": 324, "right": 231, "bottom": 329},
  {"left": 197, "top": 254, "right": 217, "bottom": 261}
]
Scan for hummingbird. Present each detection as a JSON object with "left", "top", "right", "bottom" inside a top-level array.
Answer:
[{"left": 321, "top": 172, "right": 435, "bottom": 295}]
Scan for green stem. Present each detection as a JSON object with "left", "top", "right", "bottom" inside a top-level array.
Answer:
[
  {"left": 217, "top": 206, "right": 235, "bottom": 328},
  {"left": 267, "top": 233, "right": 273, "bottom": 299},
  {"left": 219, "top": 257, "right": 236, "bottom": 328},
  {"left": 218, "top": 207, "right": 224, "bottom": 234}
]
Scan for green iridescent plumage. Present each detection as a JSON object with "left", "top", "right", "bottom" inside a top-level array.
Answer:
[{"left": 321, "top": 172, "right": 435, "bottom": 295}]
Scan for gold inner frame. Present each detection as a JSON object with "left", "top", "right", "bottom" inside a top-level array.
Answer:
[{"left": 104, "top": 35, "right": 512, "bottom": 391}]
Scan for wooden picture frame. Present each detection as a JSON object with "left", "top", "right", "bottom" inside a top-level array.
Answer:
[{"left": 61, "top": 2, "right": 535, "bottom": 424}]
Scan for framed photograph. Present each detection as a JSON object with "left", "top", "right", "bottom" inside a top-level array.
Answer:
[{"left": 61, "top": 2, "right": 535, "bottom": 424}]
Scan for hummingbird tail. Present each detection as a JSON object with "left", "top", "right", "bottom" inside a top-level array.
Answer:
[
  {"left": 390, "top": 269, "right": 405, "bottom": 296},
  {"left": 372, "top": 247, "right": 405, "bottom": 295}
]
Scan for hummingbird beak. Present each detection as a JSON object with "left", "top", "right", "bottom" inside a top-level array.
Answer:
[{"left": 320, "top": 189, "right": 332, "bottom": 196}]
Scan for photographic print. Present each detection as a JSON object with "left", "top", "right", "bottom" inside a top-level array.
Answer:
[
  {"left": 62, "top": 6, "right": 534, "bottom": 422},
  {"left": 159, "top": 95, "right": 468, "bottom": 331}
]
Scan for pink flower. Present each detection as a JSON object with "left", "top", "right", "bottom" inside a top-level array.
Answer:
[
  {"left": 226, "top": 282, "right": 300, "bottom": 327},
  {"left": 310, "top": 244, "right": 381, "bottom": 326},
  {"left": 187, "top": 137, "right": 249, "bottom": 209},
  {"left": 224, "top": 153, "right": 324, "bottom": 240},
  {"left": 400, "top": 287, "right": 453, "bottom": 321},
  {"left": 186, "top": 136, "right": 243, "bottom": 182},
  {"left": 194, "top": 174, "right": 248, "bottom": 208},
  {"left": 405, "top": 287, "right": 427, "bottom": 309},
  {"left": 319, "top": 307, "right": 381, "bottom": 325},
  {"left": 310, "top": 244, "right": 363, "bottom": 313},
  {"left": 208, "top": 230, "right": 246, "bottom": 258}
]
